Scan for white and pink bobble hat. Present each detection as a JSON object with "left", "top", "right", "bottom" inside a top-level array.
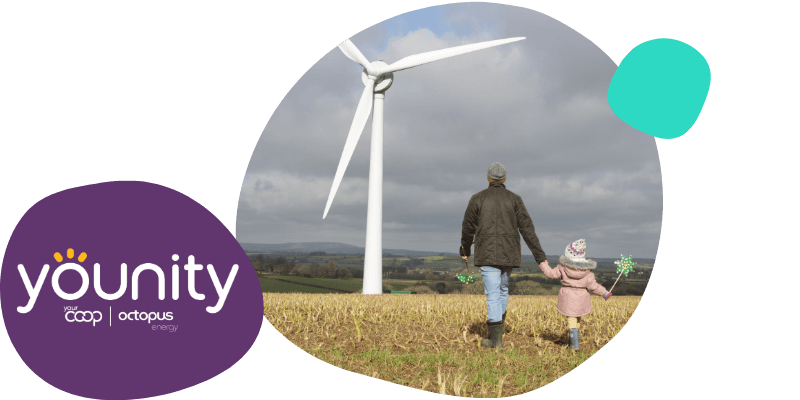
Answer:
[{"left": 559, "top": 239, "right": 597, "bottom": 270}]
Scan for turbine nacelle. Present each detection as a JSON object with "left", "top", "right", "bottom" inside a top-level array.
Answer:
[{"left": 362, "top": 61, "right": 393, "bottom": 92}]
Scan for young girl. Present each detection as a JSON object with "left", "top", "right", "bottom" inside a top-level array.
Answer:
[{"left": 539, "top": 239, "right": 611, "bottom": 350}]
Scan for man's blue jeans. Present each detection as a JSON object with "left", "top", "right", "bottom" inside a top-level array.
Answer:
[{"left": 480, "top": 266, "right": 513, "bottom": 323}]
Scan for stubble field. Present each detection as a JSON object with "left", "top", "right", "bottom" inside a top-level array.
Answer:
[{"left": 263, "top": 293, "right": 640, "bottom": 397}]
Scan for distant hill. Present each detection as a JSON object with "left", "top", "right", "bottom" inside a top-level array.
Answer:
[
  {"left": 239, "top": 242, "right": 656, "bottom": 264},
  {"left": 238, "top": 241, "right": 460, "bottom": 257}
]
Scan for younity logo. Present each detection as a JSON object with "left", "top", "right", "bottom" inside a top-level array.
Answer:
[{"left": 17, "top": 248, "right": 238, "bottom": 315}]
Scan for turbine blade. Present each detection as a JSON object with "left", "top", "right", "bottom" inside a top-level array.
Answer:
[
  {"left": 375, "top": 37, "right": 525, "bottom": 75},
  {"left": 323, "top": 79, "right": 375, "bottom": 219},
  {"left": 338, "top": 39, "right": 373, "bottom": 72}
]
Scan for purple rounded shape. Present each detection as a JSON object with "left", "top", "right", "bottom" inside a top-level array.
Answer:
[{"left": 1, "top": 181, "right": 262, "bottom": 399}]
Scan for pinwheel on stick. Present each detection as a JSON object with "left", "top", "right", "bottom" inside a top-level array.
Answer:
[
  {"left": 609, "top": 254, "right": 636, "bottom": 293},
  {"left": 458, "top": 246, "right": 478, "bottom": 284}
]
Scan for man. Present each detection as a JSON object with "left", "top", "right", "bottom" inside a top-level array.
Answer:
[{"left": 460, "top": 162, "right": 549, "bottom": 348}]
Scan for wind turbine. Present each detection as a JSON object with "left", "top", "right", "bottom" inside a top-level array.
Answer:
[{"left": 323, "top": 35, "right": 525, "bottom": 294}]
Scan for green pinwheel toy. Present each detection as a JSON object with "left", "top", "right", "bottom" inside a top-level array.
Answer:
[
  {"left": 458, "top": 246, "right": 478, "bottom": 284},
  {"left": 610, "top": 254, "right": 636, "bottom": 293}
]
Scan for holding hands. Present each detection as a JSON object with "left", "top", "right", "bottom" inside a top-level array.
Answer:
[{"left": 539, "top": 260, "right": 611, "bottom": 301}]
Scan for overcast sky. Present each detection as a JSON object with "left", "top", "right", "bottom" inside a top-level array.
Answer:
[{"left": 236, "top": 3, "right": 662, "bottom": 259}]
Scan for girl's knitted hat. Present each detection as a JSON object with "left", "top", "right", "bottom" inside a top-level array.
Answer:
[{"left": 559, "top": 239, "right": 597, "bottom": 270}]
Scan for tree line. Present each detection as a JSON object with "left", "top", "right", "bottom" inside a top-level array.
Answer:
[
  {"left": 250, "top": 253, "right": 647, "bottom": 295},
  {"left": 251, "top": 254, "right": 429, "bottom": 278},
  {"left": 251, "top": 254, "right": 354, "bottom": 279}
]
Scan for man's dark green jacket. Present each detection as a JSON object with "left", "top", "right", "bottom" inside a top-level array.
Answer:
[{"left": 460, "top": 181, "right": 546, "bottom": 267}]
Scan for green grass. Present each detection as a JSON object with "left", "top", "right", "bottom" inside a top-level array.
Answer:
[
  {"left": 258, "top": 276, "right": 339, "bottom": 294},
  {"left": 259, "top": 274, "right": 427, "bottom": 293},
  {"left": 258, "top": 269, "right": 572, "bottom": 294},
  {"left": 277, "top": 276, "right": 363, "bottom": 292}
]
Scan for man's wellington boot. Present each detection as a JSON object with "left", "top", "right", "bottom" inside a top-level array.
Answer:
[{"left": 480, "top": 322, "right": 505, "bottom": 348}]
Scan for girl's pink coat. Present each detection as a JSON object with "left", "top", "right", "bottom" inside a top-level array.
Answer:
[{"left": 539, "top": 263, "right": 609, "bottom": 317}]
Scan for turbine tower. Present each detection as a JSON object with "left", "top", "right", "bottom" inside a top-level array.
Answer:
[{"left": 323, "top": 36, "right": 525, "bottom": 294}]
